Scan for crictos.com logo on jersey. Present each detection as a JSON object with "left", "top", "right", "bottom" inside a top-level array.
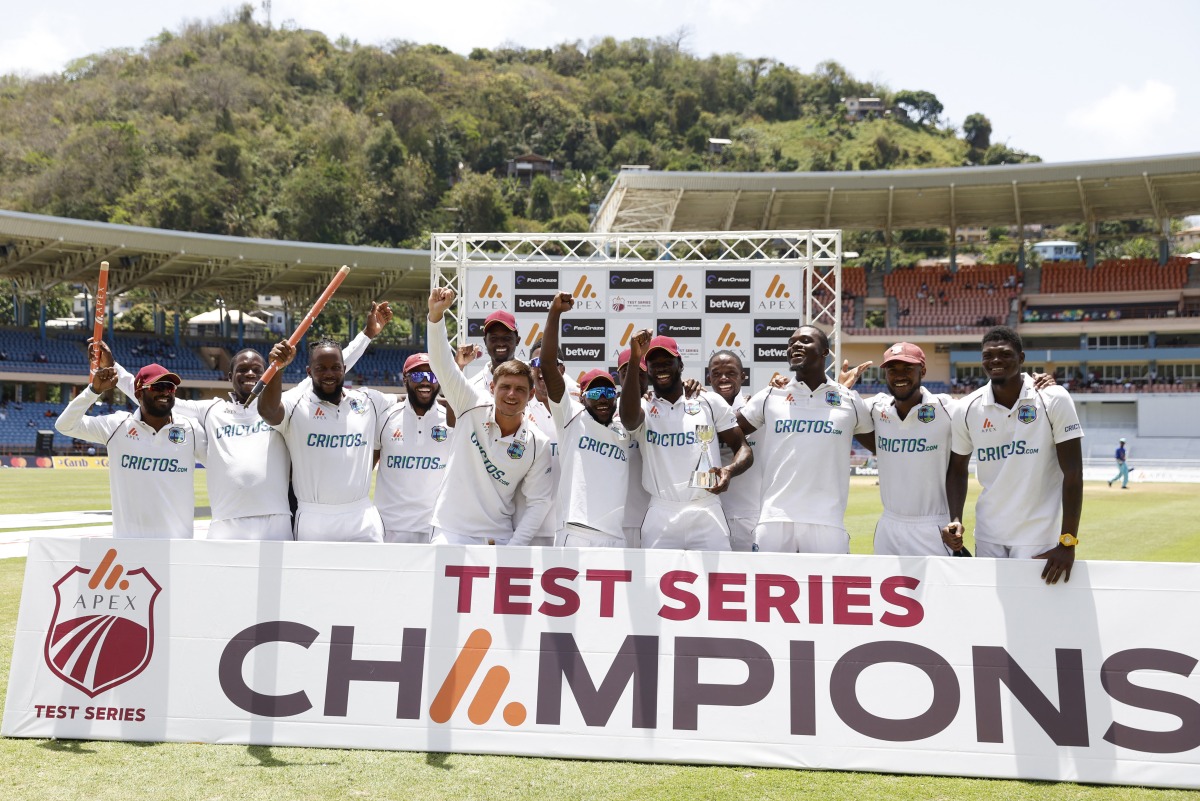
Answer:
[{"left": 44, "top": 548, "right": 161, "bottom": 699}]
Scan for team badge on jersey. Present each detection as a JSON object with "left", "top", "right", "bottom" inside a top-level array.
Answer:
[
  {"left": 167, "top": 425, "right": 187, "bottom": 444},
  {"left": 684, "top": 401, "right": 701, "bottom": 416},
  {"left": 610, "top": 423, "right": 629, "bottom": 441},
  {"left": 1018, "top": 404, "right": 1037, "bottom": 424},
  {"left": 917, "top": 404, "right": 936, "bottom": 424},
  {"left": 431, "top": 425, "right": 448, "bottom": 442},
  {"left": 825, "top": 390, "right": 841, "bottom": 407},
  {"left": 348, "top": 397, "right": 367, "bottom": 415},
  {"left": 507, "top": 440, "right": 526, "bottom": 459}
]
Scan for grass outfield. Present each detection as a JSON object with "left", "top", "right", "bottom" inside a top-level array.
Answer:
[{"left": 2, "top": 475, "right": 1198, "bottom": 800}]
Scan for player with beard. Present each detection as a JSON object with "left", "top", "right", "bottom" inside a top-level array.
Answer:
[
  {"left": 541, "top": 293, "right": 633, "bottom": 546},
  {"left": 946, "top": 326, "right": 1083, "bottom": 584},
  {"left": 619, "top": 330, "right": 752, "bottom": 551},
  {"left": 374, "top": 353, "right": 452, "bottom": 543},
  {"left": 426, "top": 287, "right": 554, "bottom": 546},
  {"left": 466, "top": 310, "right": 520, "bottom": 394},
  {"left": 94, "top": 304, "right": 389, "bottom": 540},
  {"left": 737, "top": 326, "right": 873, "bottom": 553},
  {"left": 707, "top": 350, "right": 762, "bottom": 552},
  {"left": 258, "top": 337, "right": 396, "bottom": 543},
  {"left": 56, "top": 363, "right": 206, "bottom": 538}
]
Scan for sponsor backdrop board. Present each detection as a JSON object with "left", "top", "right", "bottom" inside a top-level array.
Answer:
[
  {"left": 5, "top": 537, "right": 1200, "bottom": 788},
  {"left": 459, "top": 265, "right": 814, "bottom": 388}
]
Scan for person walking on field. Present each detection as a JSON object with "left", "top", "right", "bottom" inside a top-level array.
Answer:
[{"left": 1109, "top": 438, "right": 1130, "bottom": 489}]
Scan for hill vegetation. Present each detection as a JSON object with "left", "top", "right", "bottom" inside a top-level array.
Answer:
[{"left": 0, "top": 5, "right": 1036, "bottom": 250}]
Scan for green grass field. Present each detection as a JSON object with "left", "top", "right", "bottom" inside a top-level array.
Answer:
[{"left": 2, "top": 471, "right": 1197, "bottom": 800}]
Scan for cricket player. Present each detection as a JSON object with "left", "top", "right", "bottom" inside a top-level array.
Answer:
[
  {"left": 541, "top": 292, "right": 632, "bottom": 546},
  {"left": 466, "top": 310, "right": 520, "bottom": 394},
  {"left": 618, "top": 330, "right": 752, "bottom": 551},
  {"left": 96, "top": 303, "right": 389, "bottom": 540},
  {"left": 616, "top": 347, "right": 650, "bottom": 548},
  {"left": 56, "top": 364, "right": 206, "bottom": 539},
  {"left": 946, "top": 326, "right": 1083, "bottom": 584},
  {"left": 426, "top": 286, "right": 554, "bottom": 546},
  {"left": 707, "top": 350, "right": 762, "bottom": 552},
  {"left": 257, "top": 338, "right": 397, "bottom": 543},
  {"left": 374, "top": 352, "right": 452, "bottom": 543},
  {"left": 737, "top": 325, "right": 873, "bottom": 553}
]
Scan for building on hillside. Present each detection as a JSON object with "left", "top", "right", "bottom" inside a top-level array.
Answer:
[
  {"left": 843, "top": 97, "right": 889, "bottom": 121},
  {"left": 1033, "top": 240, "right": 1082, "bottom": 262},
  {"left": 506, "top": 153, "right": 559, "bottom": 186}
]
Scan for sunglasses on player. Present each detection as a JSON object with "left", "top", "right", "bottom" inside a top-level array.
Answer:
[
  {"left": 581, "top": 386, "right": 618, "bottom": 400},
  {"left": 405, "top": 371, "right": 438, "bottom": 384},
  {"left": 529, "top": 356, "right": 563, "bottom": 368},
  {"left": 145, "top": 381, "right": 177, "bottom": 393}
]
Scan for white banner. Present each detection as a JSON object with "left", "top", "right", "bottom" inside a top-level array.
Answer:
[{"left": 4, "top": 538, "right": 1200, "bottom": 788}]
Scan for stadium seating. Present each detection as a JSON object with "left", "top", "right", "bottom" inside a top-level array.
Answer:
[
  {"left": 1039, "top": 257, "right": 1190, "bottom": 294},
  {"left": 886, "top": 263, "right": 1020, "bottom": 329},
  {"left": 0, "top": 399, "right": 124, "bottom": 451}
]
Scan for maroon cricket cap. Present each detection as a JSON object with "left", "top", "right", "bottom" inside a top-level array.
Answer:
[
  {"left": 881, "top": 342, "right": 925, "bottom": 367},
  {"left": 579, "top": 368, "right": 616, "bottom": 392},
  {"left": 134, "top": 364, "right": 181, "bottom": 392},
  {"left": 616, "top": 347, "right": 647, "bottom": 371},
  {"left": 484, "top": 310, "right": 518, "bottom": 332},
  {"left": 646, "top": 335, "right": 680, "bottom": 358},
  {"left": 403, "top": 353, "right": 431, "bottom": 373}
]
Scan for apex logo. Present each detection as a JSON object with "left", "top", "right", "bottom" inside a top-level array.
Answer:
[
  {"left": 313, "top": 408, "right": 326, "bottom": 419},
  {"left": 763, "top": 275, "right": 791, "bottom": 300},
  {"left": 391, "top": 428, "right": 403, "bottom": 441},
  {"left": 430, "top": 629, "right": 526, "bottom": 726},
  {"left": 478, "top": 276, "right": 503, "bottom": 299},
  {"left": 785, "top": 394, "right": 794, "bottom": 403},
  {"left": 667, "top": 275, "right": 693, "bottom": 299},
  {"left": 125, "top": 426, "right": 139, "bottom": 440},
  {"left": 619, "top": 324, "right": 635, "bottom": 348},
  {"left": 716, "top": 324, "right": 740, "bottom": 348},
  {"left": 982, "top": 417, "right": 996, "bottom": 432},
  {"left": 571, "top": 275, "right": 597, "bottom": 300},
  {"left": 45, "top": 548, "right": 161, "bottom": 697},
  {"left": 524, "top": 324, "right": 542, "bottom": 347}
]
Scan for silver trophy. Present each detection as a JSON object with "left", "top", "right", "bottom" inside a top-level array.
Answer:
[{"left": 690, "top": 424, "right": 717, "bottom": 489}]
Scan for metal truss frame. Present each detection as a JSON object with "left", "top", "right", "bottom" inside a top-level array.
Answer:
[{"left": 431, "top": 230, "right": 843, "bottom": 379}]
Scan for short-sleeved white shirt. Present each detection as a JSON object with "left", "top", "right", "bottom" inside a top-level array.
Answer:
[
  {"left": 952, "top": 374, "right": 1083, "bottom": 546},
  {"left": 272, "top": 385, "right": 393, "bottom": 505},
  {"left": 55, "top": 388, "right": 206, "bottom": 538},
  {"left": 869, "top": 386, "right": 959, "bottom": 519},
  {"left": 740, "top": 379, "right": 872, "bottom": 528},
  {"left": 717, "top": 392, "right": 762, "bottom": 519},
  {"left": 374, "top": 399, "right": 452, "bottom": 536},
  {"left": 550, "top": 395, "right": 632, "bottom": 538},
  {"left": 634, "top": 389, "right": 736, "bottom": 503},
  {"left": 427, "top": 319, "right": 554, "bottom": 544},
  {"left": 518, "top": 397, "right": 561, "bottom": 537},
  {"left": 615, "top": 412, "right": 650, "bottom": 529}
]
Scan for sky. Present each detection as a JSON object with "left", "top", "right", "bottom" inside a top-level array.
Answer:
[{"left": 1, "top": 0, "right": 1197, "bottom": 165}]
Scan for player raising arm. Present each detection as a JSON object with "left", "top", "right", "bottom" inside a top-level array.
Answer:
[{"left": 425, "top": 286, "right": 554, "bottom": 546}]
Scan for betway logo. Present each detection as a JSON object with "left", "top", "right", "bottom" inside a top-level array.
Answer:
[
  {"left": 563, "top": 344, "right": 604, "bottom": 360},
  {"left": 515, "top": 295, "right": 553, "bottom": 313},
  {"left": 755, "top": 344, "right": 788, "bottom": 361},
  {"left": 706, "top": 296, "right": 750, "bottom": 314}
]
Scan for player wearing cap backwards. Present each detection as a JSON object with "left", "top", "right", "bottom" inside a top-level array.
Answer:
[
  {"left": 946, "top": 326, "right": 1083, "bottom": 584},
  {"left": 707, "top": 350, "right": 763, "bottom": 552},
  {"left": 56, "top": 363, "right": 207, "bottom": 539},
  {"left": 94, "top": 304, "right": 389, "bottom": 540},
  {"left": 374, "top": 352, "right": 452, "bottom": 543},
  {"left": 616, "top": 347, "right": 650, "bottom": 548},
  {"left": 541, "top": 293, "right": 633, "bottom": 546},
  {"left": 619, "top": 329, "right": 752, "bottom": 551},
  {"left": 426, "top": 286, "right": 554, "bottom": 546},
  {"left": 737, "top": 326, "right": 873, "bottom": 554},
  {"left": 258, "top": 331, "right": 398, "bottom": 543}
]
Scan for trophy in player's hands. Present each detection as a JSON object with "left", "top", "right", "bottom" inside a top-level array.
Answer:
[{"left": 690, "top": 424, "right": 717, "bottom": 489}]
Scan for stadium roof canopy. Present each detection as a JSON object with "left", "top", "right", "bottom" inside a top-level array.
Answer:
[
  {"left": 0, "top": 209, "right": 430, "bottom": 308},
  {"left": 592, "top": 152, "right": 1200, "bottom": 237}
]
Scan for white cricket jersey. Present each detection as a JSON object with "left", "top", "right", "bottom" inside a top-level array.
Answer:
[
  {"left": 427, "top": 319, "right": 554, "bottom": 544},
  {"left": 717, "top": 392, "right": 762, "bottom": 519},
  {"left": 518, "top": 397, "right": 560, "bottom": 538},
  {"left": 55, "top": 387, "right": 206, "bottom": 539},
  {"left": 272, "top": 385, "right": 394, "bottom": 506},
  {"left": 870, "top": 387, "right": 959, "bottom": 519},
  {"left": 549, "top": 394, "right": 632, "bottom": 539},
  {"left": 616, "top": 412, "right": 650, "bottom": 529},
  {"left": 740, "top": 379, "right": 872, "bottom": 528},
  {"left": 112, "top": 332, "right": 373, "bottom": 523},
  {"left": 374, "top": 399, "right": 452, "bottom": 536},
  {"left": 952, "top": 374, "right": 1083, "bottom": 546},
  {"left": 634, "top": 389, "right": 736, "bottom": 503}
]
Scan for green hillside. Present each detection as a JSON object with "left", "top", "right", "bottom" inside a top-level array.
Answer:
[{"left": 0, "top": 5, "right": 1035, "bottom": 248}]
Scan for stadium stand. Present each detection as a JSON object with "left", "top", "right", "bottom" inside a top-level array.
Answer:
[
  {"left": 1039, "top": 257, "right": 1191, "bottom": 294},
  {"left": 0, "top": 399, "right": 124, "bottom": 453},
  {"left": 885, "top": 263, "right": 1019, "bottom": 328}
]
